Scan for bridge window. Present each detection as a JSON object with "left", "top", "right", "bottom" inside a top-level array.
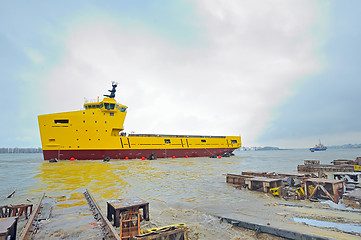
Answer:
[
  {"left": 104, "top": 103, "right": 115, "bottom": 110},
  {"left": 120, "top": 107, "right": 126, "bottom": 112}
]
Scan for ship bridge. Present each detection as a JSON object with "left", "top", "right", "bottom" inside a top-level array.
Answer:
[
  {"left": 84, "top": 98, "right": 128, "bottom": 113},
  {"left": 83, "top": 82, "right": 128, "bottom": 113}
]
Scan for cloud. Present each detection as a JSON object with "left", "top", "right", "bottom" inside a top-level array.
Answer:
[{"left": 40, "top": 1, "right": 322, "bottom": 146}]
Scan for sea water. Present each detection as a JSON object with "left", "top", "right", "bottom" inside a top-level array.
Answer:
[{"left": 1, "top": 148, "right": 361, "bottom": 239}]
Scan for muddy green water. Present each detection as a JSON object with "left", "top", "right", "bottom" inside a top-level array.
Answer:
[{"left": 1, "top": 149, "right": 361, "bottom": 239}]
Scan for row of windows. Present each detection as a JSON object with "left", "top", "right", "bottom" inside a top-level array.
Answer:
[
  {"left": 75, "top": 129, "right": 108, "bottom": 132},
  {"left": 85, "top": 103, "right": 126, "bottom": 112},
  {"left": 163, "top": 139, "right": 238, "bottom": 144},
  {"left": 85, "top": 104, "right": 102, "bottom": 109},
  {"left": 83, "top": 120, "right": 107, "bottom": 123}
]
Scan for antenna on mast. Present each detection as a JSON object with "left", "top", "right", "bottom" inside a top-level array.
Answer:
[{"left": 104, "top": 81, "right": 118, "bottom": 98}]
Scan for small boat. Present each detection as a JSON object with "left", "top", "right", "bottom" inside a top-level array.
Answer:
[{"left": 309, "top": 141, "right": 327, "bottom": 152}]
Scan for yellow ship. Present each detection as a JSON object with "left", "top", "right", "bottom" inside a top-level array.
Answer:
[{"left": 38, "top": 83, "right": 241, "bottom": 160}]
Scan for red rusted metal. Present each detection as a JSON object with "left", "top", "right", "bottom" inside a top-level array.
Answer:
[
  {"left": 107, "top": 197, "right": 149, "bottom": 228},
  {"left": 304, "top": 178, "right": 345, "bottom": 203},
  {"left": 120, "top": 208, "right": 140, "bottom": 240},
  {"left": 0, "top": 217, "right": 18, "bottom": 240},
  {"left": 244, "top": 177, "right": 283, "bottom": 193}
]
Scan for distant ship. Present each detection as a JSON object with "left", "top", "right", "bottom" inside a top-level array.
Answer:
[
  {"left": 309, "top": 141, "right": 327, "bottom": 152},
  {"left": 38, "top": 82, "right": 242, "bottom": 160}
]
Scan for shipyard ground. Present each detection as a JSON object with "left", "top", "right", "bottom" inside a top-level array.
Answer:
[
  {"left": 3, "top": 186, "right": 360, "bottom": 239},
  {"left": 2, "top": 153, "right": 361, "bottom": 240}
]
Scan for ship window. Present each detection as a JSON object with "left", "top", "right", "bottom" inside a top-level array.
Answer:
[
  {"left": 54, "top": 119, "right": 69, "bottom": 124},
  {"left": 95, "top": 121, "right": 97, "bottom": 123},
  {"left": 231, "top": 140, "right": 238, "bottom": 144},
  {"left": 92, "top": 105, "right": 95, "bottom": 108},
  {"left": 104, "top": 103, "right": 110, "bottom": 109},
  {"left": 120, "top": 107, "right": 126, "bottom": 112},
  {"left": 100, "top": 103, "right": 103, "bottom": 108},
  {"left": 164, "top": 139, "right": 171, "bottom": 144},
  {"left": 201, "top": 139, "right": 206, "bottom": 143},
  {"left": 110, "top": 113, "right": 114, "bottom": 116},
  {"left": 83, "top": 121, "right": 85, "bottom": 123},
  {"left": 85, "top": 106, "right": 88, "bottom": 109},
  {"left": 49, "top": 139, "right": 55, "bottom": 142},
  {"left": 110, "top": 104, "right": 115, "bottom": 109},
  {"left": 96, "top": 105, "right": 100, "bottom": 108},
  {"left": 105, "top": 121, "right": 107, "bottom": 123}
]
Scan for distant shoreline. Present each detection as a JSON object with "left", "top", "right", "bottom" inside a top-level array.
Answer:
[{"left": 0, "top": 148, "right": 42, "bottom": 154}]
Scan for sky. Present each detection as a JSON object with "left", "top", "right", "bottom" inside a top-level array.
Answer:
[{"left": 1, "top": 0, "right": 360, "bottom": 148}]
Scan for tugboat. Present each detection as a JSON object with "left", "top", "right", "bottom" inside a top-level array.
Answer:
[
  {"left": 309, "top": 140, "right": 327, "bottom": 152},
  {"left": 38, "top": 82, "right": 242, "bottom": 160}
]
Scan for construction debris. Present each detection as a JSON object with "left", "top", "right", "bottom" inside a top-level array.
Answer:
[
  {"left": 0, "top": 216, "right": 18, "bottom": 240},
  {"left": 304, "top": 178, "right": 345, "bottom": 203},
  {"left": 342, "top": 188, "right": 361, "bottom": 210},
  {"left": 134, "top": 225, "right": 188, "bottom": 240},
  {"left": 298, "top": 157, "right": 361, "bottom": 176},
  {"left": 218, "top": 216, "right": 328, "bottom": 240},
  {"left": 244, "top": 177, "right": 282, "bottom": 193},
  {"left": 107, "top": 197, "right": 149, "bottom": 228},
  {"left": 226, "top": 156, "right": 361, "bottom": 205},
  {"left": 0, "top": 204, "right": 33, "bottom": 219},
  {"left": 7, "top": 191, "right": 15, "bottom": 199},
  {"left": 226, "top": 171, "right": 345, "bottom": 203}
]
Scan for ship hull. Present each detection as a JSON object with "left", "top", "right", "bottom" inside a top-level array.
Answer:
[
  {"left": 43, "top": 147, "right": 238, "bottom": 160},
  {"left": 309, "top": 147, "right": 327, "bottom": 152}
]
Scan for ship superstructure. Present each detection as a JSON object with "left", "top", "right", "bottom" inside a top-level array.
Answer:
[
  {"left": 309, "top": 140, "right": 327, "bottom": 152},
  {"left": 38, "top": 83, "right": 241, "bottom": 160}
]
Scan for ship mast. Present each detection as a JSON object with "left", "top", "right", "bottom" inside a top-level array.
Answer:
[{"left": 104, "top": 81, "right": 118, "bottom": 98}]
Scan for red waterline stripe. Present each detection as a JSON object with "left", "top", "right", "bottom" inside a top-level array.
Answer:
[{"left": 42, "top": 148, "right": 238, "bottom": 160}]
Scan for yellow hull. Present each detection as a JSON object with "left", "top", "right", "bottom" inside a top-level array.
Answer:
[{"left": 38, "top": 87, "right": 241, "bottom": 160}]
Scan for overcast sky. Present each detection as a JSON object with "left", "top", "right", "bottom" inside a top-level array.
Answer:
[{"left": 1, "top": 0, "right": 360, "bottom": 148}]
